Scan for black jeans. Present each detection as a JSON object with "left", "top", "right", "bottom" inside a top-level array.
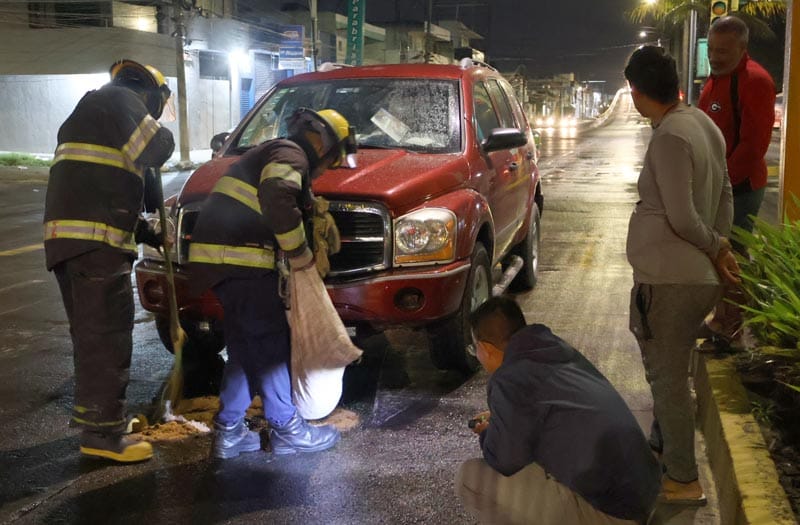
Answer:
[{"left": 54, "top": 249, "right": 134, "bottom": 433}]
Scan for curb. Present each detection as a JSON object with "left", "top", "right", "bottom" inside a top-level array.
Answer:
[{"left": 693, "top": 352, "right": 796, "bottom": 524}]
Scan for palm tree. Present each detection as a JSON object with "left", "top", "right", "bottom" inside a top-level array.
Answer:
[{"left": 628, "top": 0, "right": 786, "bottom": 40}]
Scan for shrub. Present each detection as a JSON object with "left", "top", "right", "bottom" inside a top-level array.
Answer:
[{"left": 732, "top": 199, "right": 800, "bottom": 351}]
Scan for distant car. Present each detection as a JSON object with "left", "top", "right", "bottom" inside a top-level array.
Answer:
[
  {"left": 135, "top": 59, "right": 544, "bottom": 373},
  {"left": 774, "top": 92, "right": 783, "bottom": 130}
]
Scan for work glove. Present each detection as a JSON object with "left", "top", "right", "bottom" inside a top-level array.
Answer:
[
  {"left": 311, "top": 197, "right": 341, "bottom": 278},
  {"left": 134, "top": 218, "right": 162, "bottom": 250}
]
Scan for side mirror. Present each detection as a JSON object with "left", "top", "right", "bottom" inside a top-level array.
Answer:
[
  {"left": 481, "top": 128, "right": 528, "bottom": 152},
  {"left": 210, "top": 132, "right": 230, "bottom": 154}
]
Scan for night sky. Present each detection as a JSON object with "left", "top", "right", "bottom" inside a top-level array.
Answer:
[{"left": 322, "top": 0, "right": 644, "bottom": 90}]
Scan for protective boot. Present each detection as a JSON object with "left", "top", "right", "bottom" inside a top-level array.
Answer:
[
  {"left": 269, "top": 412, "right": 340, "bottom": 455},
  {"left": 212, "top": 419, "right": 262, "bottom": 459},
  {"left": 80, "top": 431, "right": 153, "bottom": 463}
]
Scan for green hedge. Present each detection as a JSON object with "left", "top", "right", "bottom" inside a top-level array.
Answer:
[{"left": 733, "top": 196, "right": 800, "bottom": 351}]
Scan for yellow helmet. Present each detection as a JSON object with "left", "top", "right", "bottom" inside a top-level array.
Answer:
[
  {"left": 287, "top": 108, "right": 357, "bottom": 168},
  {"left": 109, "top": 59, "right": 171, "bottom": 119}
]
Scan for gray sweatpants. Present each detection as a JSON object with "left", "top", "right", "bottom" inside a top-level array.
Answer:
[{"left": 629, "top": 282, "right": 721, "bottom": 482}]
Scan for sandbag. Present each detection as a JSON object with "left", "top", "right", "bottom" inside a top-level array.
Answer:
[{"left": 288, "top": 265, "right": 362, "bottom": 420}]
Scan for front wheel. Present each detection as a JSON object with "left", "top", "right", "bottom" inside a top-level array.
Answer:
[
  {"left": 426, "top": 242, "right": 491, "bottom": 373},
  {"left": 510, "top": 202, "right": 541, "bottom": 291}
]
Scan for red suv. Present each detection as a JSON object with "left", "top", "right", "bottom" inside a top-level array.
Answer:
[{"left": 135, "top": 59, "right": 543, "bottom": 373}]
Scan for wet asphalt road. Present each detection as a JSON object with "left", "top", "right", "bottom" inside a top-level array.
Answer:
[{"left": 0, "top": 97, "right": 782, "bottom": 524}]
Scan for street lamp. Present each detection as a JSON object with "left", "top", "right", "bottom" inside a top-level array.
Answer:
[{"left": 638, "top": 26, "right": 663, "bottom": 47}]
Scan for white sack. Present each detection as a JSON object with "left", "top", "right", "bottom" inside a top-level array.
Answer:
[{"left": 288, "top": 266, "right": 363, "bottom": 420}]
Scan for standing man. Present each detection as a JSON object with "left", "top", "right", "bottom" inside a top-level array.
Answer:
[
  {"left": 456, "top": 296, "right": 661, "bottom": 524},
  {"left": 698, "top": 15, "right": 776, "bottom": 342},
  {"left": 189, "top": 107, "right": 356, "bottom": 459},
  {"left": 625, "top": 46, "right": 740, "bottom": 504},
  {"left": 44, "top": 59, "right": 175, "bottom": 462}
]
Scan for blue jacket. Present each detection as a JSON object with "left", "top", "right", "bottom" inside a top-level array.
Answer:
[{"left": 480, "top": 324, "right": 660, "bottom": 522}]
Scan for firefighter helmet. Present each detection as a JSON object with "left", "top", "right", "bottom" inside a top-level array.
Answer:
[
  {"left": 286, "top": 108, "right": 357, "bottom": 168},
  {"left": 110, "top": 59, "right": 172, "bottom": 120}
]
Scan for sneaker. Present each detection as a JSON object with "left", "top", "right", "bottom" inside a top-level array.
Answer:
[
  {"left": 269, "top": 413, "right": 340, "bottom": 455},
  {"left": 212, "top": 419, "right": 262, "bottom": 459},
  {"left": 657, "top": 477, "right": 707, "bottom": 506},
  {"left": 80, "top": 431, "right": 153, "bottom": 463}
]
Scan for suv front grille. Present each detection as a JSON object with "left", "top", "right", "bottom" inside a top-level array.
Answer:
[
  {"left": 175, "top": 201, "right": 391, "bottom": 277},
  {"left": 327, "top": 202, "right": 391, "bottom": 277}
]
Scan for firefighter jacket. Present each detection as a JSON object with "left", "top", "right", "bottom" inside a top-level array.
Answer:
[
  {"left": 43, "top": 84, "right": 175, "bottom": 270},
  {"left": 188, "top": 139, "right": 315, "bottom": 289}
]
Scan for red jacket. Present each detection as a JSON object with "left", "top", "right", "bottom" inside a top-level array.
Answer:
[{"left": 698, "top": 53, "right": 775, "bottom": 191}]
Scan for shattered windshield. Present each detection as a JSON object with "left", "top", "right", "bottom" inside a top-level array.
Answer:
[{"left": 234, "top": 78, "right": 461, "bottom": 154}]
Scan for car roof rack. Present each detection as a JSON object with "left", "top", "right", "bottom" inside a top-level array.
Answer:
[
  {"left": 318, "top": 62, "right": 355, "bottom": 72},
  {"left": 458, "top": 57, "right": 497, "bottom": 72}
]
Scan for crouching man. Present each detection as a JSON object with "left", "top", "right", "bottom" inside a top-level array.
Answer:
[{"left": 455, "top": 297, "right": 660, "bottom": 524}]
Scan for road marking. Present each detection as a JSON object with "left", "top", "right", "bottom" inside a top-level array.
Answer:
[
  {"left": 0, "top": 280, "right": 45, "bottom": 294},
  {"left": 0, "top": 243, "right": 43, "bottom": 256},
  {"left": 0, "top": 297, "right": 48, "bottom": 317}
]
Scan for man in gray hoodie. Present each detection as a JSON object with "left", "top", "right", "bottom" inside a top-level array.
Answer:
[{"left": 455, "top": 296, "right": 660, "bottom": 525}]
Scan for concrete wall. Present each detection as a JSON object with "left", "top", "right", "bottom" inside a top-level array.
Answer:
[{"left": 0, "top": 71, "right": 230, "bottom": 155}]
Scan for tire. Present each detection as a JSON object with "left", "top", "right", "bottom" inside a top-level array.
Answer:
[
  {"left": 155, "top": 315, "right": 225, "bottom": 358},
  {"left": 426, "top": 242, "right": 491, "bottom": 373},
  {"left": 510, "top": 202, "right": 541, "bottom": 291},
  {"left": 155, "top": 316, "right": 225, "bottom": 397}
]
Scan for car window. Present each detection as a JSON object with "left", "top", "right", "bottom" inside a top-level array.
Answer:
[
  {"left": 485, "top": 79, "right": 517, "bottom": 129},
  {"left": 497, "top": 78, "right": 529, "bottom": 130},
  {"left": 473, "top": 82, "right": 500, "bottom": 143},
  {"left": 234, "top": 79, "right": 461, "bottom": 154}
]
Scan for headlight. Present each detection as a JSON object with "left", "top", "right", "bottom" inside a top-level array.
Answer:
[
  {"left": 140, "top": 213, "right": 177, "bottom": 261},
  {"left": 394, "top": 208, "right": 456, "bottom": 265}
]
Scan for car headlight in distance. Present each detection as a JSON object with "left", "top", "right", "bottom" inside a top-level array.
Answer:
[
  {"left": 394, "top": 208, "right": 456, "bottom": 265},
  {"left": 140, "top": 213, "right": 177, "bottom": 261}
]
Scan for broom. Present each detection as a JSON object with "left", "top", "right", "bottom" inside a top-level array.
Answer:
[{"left": 151, "top": 167, "right": 187, "bottom": 421}]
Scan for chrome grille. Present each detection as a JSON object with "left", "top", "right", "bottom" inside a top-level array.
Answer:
[
  {"left": 328, "top": 202, "right": 391, "bottom": 277},
  {"left": 176, "top": 200, "right": 391, "bottom": 276}
]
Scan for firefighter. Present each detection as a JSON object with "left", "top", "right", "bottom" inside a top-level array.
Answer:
[
  {"left": 44, "top": 59, "right": 175, "bottom": 462},
  {"left": 188, "top": 107, "right": 357, "bottom": 459}
]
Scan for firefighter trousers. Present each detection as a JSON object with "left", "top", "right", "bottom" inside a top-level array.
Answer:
[
  {"left": 54, "top": 249, "right": 134, "bottom": 434},
  {"left": 213, "top": 273, "right": 296, "bottom": 428}
]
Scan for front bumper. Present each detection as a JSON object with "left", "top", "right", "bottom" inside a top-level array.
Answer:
[{"left": 134, "top": 258, "right": 471, "bottom": 328}]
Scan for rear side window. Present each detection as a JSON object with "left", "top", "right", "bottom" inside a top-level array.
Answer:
[
  {"left": 473, "top": 82, "right": 500, "bottom": 143},
  {"left": 498, "top": 78, "right": 529, "bottom": 130},
  {"left": 485, "top": 79, "right": 517, "bottom": 129}
]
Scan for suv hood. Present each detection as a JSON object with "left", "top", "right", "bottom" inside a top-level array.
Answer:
[{"left": 179, "top": 149, "right": 469, "bottom": 213}]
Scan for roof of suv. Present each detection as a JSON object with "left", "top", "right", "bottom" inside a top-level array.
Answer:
[{"left": 279, "top": 62, "right": 500, "bottom": 84}]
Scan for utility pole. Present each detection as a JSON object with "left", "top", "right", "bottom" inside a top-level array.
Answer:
[
  {"left": 426, "top": 0, "right": 433, "bottom": 63},
  {"left": 172, "top": 0, "right": 190, "bottom": 166},
  {"left": 686, "top": 8, "right": 698, "bottom": 104},
  {"left": 310, "top": 0, "right": 318, "bottom": 70}
]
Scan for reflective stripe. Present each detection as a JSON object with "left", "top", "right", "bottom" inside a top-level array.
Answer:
[
  {"left": 189, "top": 242, "right": 275, "bottom": 269},
  {"left": 44, "top": 219, "right": 137, "bottom": 253},
  {"left": 53, "top": 142, "right": 142, "bottom": 179},
  {"left": 260, "top": 162, "right": 303, "bottom": 187},
  {"left": 275, "top": 223, "right": 307, "bottom": 252},
  {"left": 72, "top": 415, "right": 126, "bottom": 428},
  {"left": 122, "top": 114, "right": 161, "bottom": 163},
  {"left": 213, "top": 176, "right": 261, "bottom": 214}
]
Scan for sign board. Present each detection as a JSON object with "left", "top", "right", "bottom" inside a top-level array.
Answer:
[
  {"left": 279, "top": 24, "right": 306, "bottom": 70},
  {"left": 696, "top": 37, "right": 710, "bottom": 78},
  {"left": 345, "top": 0, "right": 365, "bottom": 65}
]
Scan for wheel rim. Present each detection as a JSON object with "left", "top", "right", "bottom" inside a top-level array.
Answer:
[
  {"left": 470, "top": 262, "right": 490, "bottom": 312},
  {"left": 530, "top": 214, "right": 540, "bottom": 275},
  {"left": 465, "top": 256, "right": 490, "bottom": 359}
]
